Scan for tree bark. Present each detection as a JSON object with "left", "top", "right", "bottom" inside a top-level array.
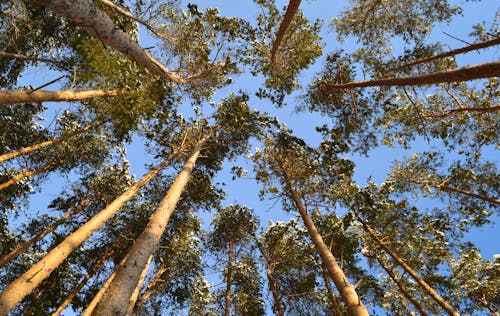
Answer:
[
  {"left": 0, "top": 121, "right": 102, "bottom": 164},
  {"left": 91, "top": 130, "right": 215, "bottom": 315},
  {"left": 0, "top": 89, "right": 119, "bottom": 105},
  {"left": 321, "top": 268, "right": 342, "bottom": 316},
  {"left": 325, "top": 61, "right": 500, "bottom": 89},
  {"left": 134, "top": 265, "right": 168, "bottom": 313},
  {"left": 0, "top": 159, "right": 63, "bottom": 191},
  {"left": 0, "top": 197, "right": 91, "bottom": 268},
  {"left": 374, "top": 253, "right": 428, "bottom": 315},
  {"left": 271, "top": 0, "right": 302, "bottom": 64},
  {"left": 263, "top": 259, "right": 285, "bottom": 316},
  {"left": 51, "top": 246, "right": 117, "bottom": 316},
  {"left": 126, "top": 254, "right": 153, "bottom": 315},
  {"left": 224, "top": 238, "right": 233, "bottom": 316},
  {"left": 0, "top": 153, "right": 176, "bottom": 315},
  {"left": 42, "top": 0, "right": 185, "bottom": 83},
  {"left": 283, "top": 174, "right": 369, "bottom": 316},
  {"left": 355, "top": 214, "right": 459, "bottom": 316}
]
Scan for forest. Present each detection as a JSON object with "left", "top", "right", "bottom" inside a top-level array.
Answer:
[{"left": 0, "top": 0, "right": 499, "bottom": 315}]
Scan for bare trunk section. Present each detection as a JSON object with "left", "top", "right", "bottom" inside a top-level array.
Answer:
[
  {"left": 224, "top": 238, "right": 233, "bottom": 316},
  {"left": 271, "top": 0, "right": 302, "bottom": 64},
  {"left": 374, "top": 253, "right": 428, "bottom": 315},
  {"left": 394, "top": 37, "right": 500, "bottom": 70},
  {"left": 0, "top": 121, "right": 102, "bottom": 164},
  {"left": 264, "top": 259, "right": 285, "bottom": 316},
  {"left": 51, "top": 246, "right": 117, "bottom": 316},
  {"left": 134, "top": 265, "right": 168, "bottom": 313},
  {"left": 91, "top": 131, "right": 214, "bottom": 315},
  {"left": 0, "top": 159, "right": 62, "bottom": 191},
  {"left": 284, "top": 175, "right": 369, "bottom": 316},
  {"left": 0, "top": 153, "right": 176, "bottom": 314},
  {"left": 126, "top": 254, "right": 153, "bottom": 315},
  {"left": 42, "top": 0, "right": 185, "bottom": 83},
  {"left": 355, "top": 214, "right": 459, "bottom": 316},
  {"left": 325, "top": 61, "right": 500, "bottom": 89},
  {"left": 0, "top": 197, "right": 91, "bottom": 268},
  {"left": 0, "top": 89, "right": 119, "bottom": 105}
]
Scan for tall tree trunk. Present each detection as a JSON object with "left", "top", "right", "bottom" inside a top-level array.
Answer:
[
  {"left": 0, "top": 153, "right": 177, "bottom": 315},
  {"left": 354, "top": 214, "right": 459, "bottom": 316},
  {"left": 0, "top": 89, "right": 119, "bottom": 105},
  {"left": 224, "top": 238, "right": 233, "bottom": 316},
  {"left": 0, "top": 121, "right": 102, "bottom": 164},
  {"left": 126, "top": 254, "right": 153, "bottom": 315},
  {"left": 325, "top": 61, "right": 500, "bottom": 89},
  {"left": 283, "top": 174, "right": 369, "bottom": 316},
  {"left": 394, "top": 37, "right": 500, "bottom": 70},
  {"left": 51, "top": 246, "right": 117, "bottom": 316},
  {"left": 321, "top": 268, "right": 342, "bottom": 316},
  {"left": 0, "top": 197, "right": 91, "bottom": 268},
  {"left": 374, "top": 253, "right": 428, "bottom": 315},
  {"left": 42, "top": 0, "right": 185, "bottom": 83},
  {"left": 271, "top": 0, "right": 302, "bottom": 64},
  {"left": 134, "top": 265, "right": 168, "bottom": 314},
  {"left": 263, "top": 258, "right": 285, "bottom": 316},
  {"left": 92, "top": 130, "right": 215, "bottom": 315},
  {"left": 0, "top": 159, "right": 63, "bottom": 191}
]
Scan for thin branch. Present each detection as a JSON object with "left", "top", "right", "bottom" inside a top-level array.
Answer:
[{"left": 0, "top": 51, "right": 67, "bottom": 66}]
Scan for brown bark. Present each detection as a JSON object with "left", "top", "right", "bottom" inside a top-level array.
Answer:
[
  {"left": 51, "top": 246, "right": 117, "bottom": 316},
  {"left": 224, "top": 238, "right": 233, "bottom": 316},
  {"left": 0, "top": 121, "right": 102, "bottom": 164},
  {"left": 92, "top": 130, "right": 215, "bottom": 315},
  {"left": 0, "top": 197, "right": 91, "bottom": 269},
  {"left": 478, "top": 295, "right": 500, "bottom": 316},
  {"left": 0, "top": 159, "right": 62, "bottom": 191},
  {"left": 394, "top": 37, "right": 500, "bottom": 70},
  {"left": 325, "top": 61, "right": 500, "bottom": 89},
  {"left": 0, "top": 153, "right": 176, "bottom": 314},
  {"left": 355, "top": 214, "right": 459, "bottom": 316},
  {"left": 263, "top": 259, "right": 285, "bottom": 316},
  {"left": 283, "top": 174, "right": 369, "bottom": 316},
  {"left": 126, "top": 254, "right": 153, "bottom": 315},
  {"left": 0, "top": 89, "right": 119, "bottom": 105},
  {"left": 134, "top": 265, "right": 168, "bottom": 313},
  {"left": 271, "top": 0, "right": 302, "bottom": 64},
  {"left": 321, "top": 269, "right": 342, "bottom": 316},
  {"left": 42, "top": 0, "right": 185, "bottom": 83},
  {"left": 374, "top": 253, "right": 428, "bottom": 315}
]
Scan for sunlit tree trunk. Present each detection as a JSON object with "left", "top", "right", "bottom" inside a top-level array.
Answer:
[
  {"left": 42, "top": 0, "right": 185, "bottom": 83},
  {"left": 126, "top": 254, "right": 153, "bottom": 315},
  {"left": 0, "top": 153, "right": 177, "bottom": 314},
  {"left": 0, "top": 89, "right": 119, "bottom": 105},
  {"left": 321, "top": 268, "right": 342, "bottom": 316},
  {"left": 355, "top": 213, "right": 459, "bottom": 316},
  {"left": 263, "top": 257, "right": 285, "bottom": 316},
  {"left": 283, "top": 174, "right": 369, "bottom": 316},
  {"left": 325, "top": 61, "right": 500, "bottom": 89},
  {"left": 271, "top": 0, "right": 302, "bottom": 64},
  {"left": 51, "top": 246, "right": 117, "bottom": 316},
  {"left": 0, "top": 197, "right": 91, "bottom": 268},
  {"left": 0, "top": 121, "right": 102, "bottom": 164},
  {"left": 134, "top": 265, "right": 168, "bottom": 313},
  {"left": 92, "top": 130, "right": 215, "bottom": 315},
  {"left": 0, "top": 159, "right": 63, "bottom": 191}
]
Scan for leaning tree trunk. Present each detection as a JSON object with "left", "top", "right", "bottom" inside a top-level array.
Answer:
[
  {"left": 0, "top": 152, "right": 177, "bottom": 315},
  {"left": 0, "top": 197, "right": 91, "bottom": 268},
  {"left": 125, "top": 254, "right": 153, "bottom": 315},
  {"left": 0, "top": 121, "right": 102, "bottom": 164},
  {"left": 283, "top": 174, "right": 369, "bottom": 316},
  {"left": 355, "top": 213, "right": 459, "bottom": 316},
  {"left": 325, "top": 61, "right": 500, "bottom": 89},
  {"left": 0, "top": 89, "right": 119, "bottom": 105},
  {"left": 271, "top": 0, "right": 302, "bottom": 64},
  {"left": 42, "top": 0, "right": 185, "bottom": 83},
  {"left": 91, "top": 130, "right": 215, "bottom": 315},
  {"left": 134, "top": 265, "right": 168, "bottom": 313},
  {"left": 0, "top": 159, "right": 63, "bottom": 191}
]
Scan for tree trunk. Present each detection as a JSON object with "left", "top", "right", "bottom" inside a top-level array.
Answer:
[
  {"left": 42, "top": 0, "right": 185, "bottom": 83},
  {"left": 134, "top": 265, "right": 168, "bottom": 314},
  {"left": 0, "top": 89, "right": 119, "bottom": 105},
  {"left": 0, "top": 121, "right": 102, "bottom": 164},
  {"left": 394, "top": 37, "right": 500, "bottom": 70},
  {"left": 271, "top": 0, "right": 302, "bottom": 64},
  {"left": 325, "top": 61, "right": 500, "bottom": 89},
  {"left": 355, "top": 214, "right": 459, "bottom": 316},
  {"left": 263, "top": 259, "right": 285, "bottom": 316},
  {"left": 321, "top": 268, "right": 342, "bottom": 316},
  {"left": 284, "top": 175, "right": 369, "bottom": 316},
  {"left": 51, "top": 246, "right": 117, "bottom": 316},
  {"left": 374, "top": 253, "right": 428, "bottom": 315},
  {"left": 0, "top": 159, "right": 63, "bottom": 191},
  {"left": 126, "top": 254, "right": 153, "bottom": 315},
  {"left": 0, "top": 153, "right": 176, "bottom": 315},
  {"left": 91, "top": 130, "right": 215, "bottom": 315},
  {"left": 224, "top": 238, "right": 233, "bottom": 316},
  {"left": 0, "top": 197, "right": 91, "bottom": 268}
]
